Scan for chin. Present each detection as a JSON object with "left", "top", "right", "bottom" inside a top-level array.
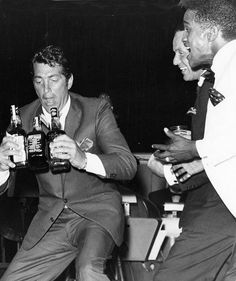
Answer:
[{"left": 183, "top": 75, "right": 191, "bottom": 81}]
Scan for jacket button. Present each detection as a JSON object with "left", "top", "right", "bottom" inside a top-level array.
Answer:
[
  {"left": 50, "top": 217, "right": 54, "bottom": 222},
  {"left": 64, "top": 199, "right": 68, "bottom": 203}
]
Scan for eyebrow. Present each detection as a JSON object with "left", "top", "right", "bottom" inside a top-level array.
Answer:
[
  {"left": 183, "top": 20, "right": 189, "bottom": 26},
  {"left": 33, "top": 74, "right": 60, "bottom": 79}
]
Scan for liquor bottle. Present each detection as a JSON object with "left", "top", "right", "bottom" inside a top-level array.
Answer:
[
  {"left": 27, "top": 116, "right": 49, "bottom": 172},
  {"left": 47, "top": 107, "right": 71, "bottom": 173},
  {"left": 7, "top": 105, "right": 28, "bottom": 169}
]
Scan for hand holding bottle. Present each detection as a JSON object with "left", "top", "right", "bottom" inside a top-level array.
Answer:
[
  {"left": 0, "top": 135, "right": 22, "bottom": 171},
  {"left": 50, "top": 134, "right": 87, "bottom": 170},
  {"left": 6, "top": 105, "right": 28, "bottom": 169},
  {"left": 47, "top": 107, "right": 71, "bottom": 173}
]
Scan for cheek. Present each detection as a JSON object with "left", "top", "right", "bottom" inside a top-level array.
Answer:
[
  {"left": 34, "top": 85, "right": 43, "bottom": 96},
  {"left": 51, "top": 82, "right": 66, "bottom": 92}
]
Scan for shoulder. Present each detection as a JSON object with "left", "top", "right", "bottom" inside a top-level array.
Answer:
[
  {"left": 70, "top": 92, "right": 112, "bottom": 113},
  {"left": 20, "top": 99, "right": 41, "bottom": 116}
]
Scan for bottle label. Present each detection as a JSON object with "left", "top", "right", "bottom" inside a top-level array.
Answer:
[
  {"left": 28, "top": 134, "right": 42, "bottom": 154},
  {"left": 12, "top": 135, "right": 27, "bottom": 162}
]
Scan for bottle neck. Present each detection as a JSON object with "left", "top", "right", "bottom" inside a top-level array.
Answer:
[
  {"left": 11, "top": 116, "right": 22, "bottom": 128},
  {"left": 51, "top": 116, "right": 61, "bottom": 130},
  {"left": 33, "top": 125, "right": 42, "bottom": 132}
]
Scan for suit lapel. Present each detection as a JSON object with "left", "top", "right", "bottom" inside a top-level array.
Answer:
[
  {"left": 62, "top": 94, "right": 83, "bottom": 183},
  {"left": 64, "top": 94, "right": 82, "bottom": 139}
]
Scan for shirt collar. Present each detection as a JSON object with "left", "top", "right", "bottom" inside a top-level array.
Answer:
[
  {"left": 198, "top": 70, "right": 207, "bottom": 87},
  {"left": 41, "top": 96, "right": 71, "bottom": 129}
]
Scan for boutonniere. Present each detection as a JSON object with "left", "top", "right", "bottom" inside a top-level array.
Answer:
[{"left": 186, "top": 107, "right": 197, "bottom": 115}]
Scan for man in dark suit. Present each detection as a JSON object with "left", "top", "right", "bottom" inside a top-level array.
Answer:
[
  {"left": 0, "top": 45, "right": 137, "bottom": 281},
  {"left": 149, "top": 27, "right": 236, "bottom": 281}
]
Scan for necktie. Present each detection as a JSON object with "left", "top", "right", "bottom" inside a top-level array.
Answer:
[{"left": 202, "top": 69, "right": 215, "bottom": 84}]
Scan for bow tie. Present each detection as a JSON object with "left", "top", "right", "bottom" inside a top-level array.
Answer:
[{"left": 202, "top": 69, "right": 215, "bottom": 84}]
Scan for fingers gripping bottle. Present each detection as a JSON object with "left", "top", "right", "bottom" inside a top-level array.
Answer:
[
  {"left": 7, "top": 105, "right": 28, "bottom": 169},
  {"left": 47, "top": 107, "right": 71, "bottom": 174}
]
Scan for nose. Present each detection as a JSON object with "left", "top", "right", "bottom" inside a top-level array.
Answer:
[
  {"left": 173, "top": 54, "right": 180, "bottom": 66},
  {"left": 43, "top": 79, "right": 51, "bottom": 94},
  {"left": 182, "top": 31, "right": 188, "bottom": 46}
]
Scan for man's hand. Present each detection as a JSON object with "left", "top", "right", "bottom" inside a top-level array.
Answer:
[
  {"left": 0, "top": 136, "right": 20, "bottom": 171},
  {"left": 50, "top": 135, "right": 87, "bottom": 169},
  {"left": 172, "top": 159, "right": 204, "bottom": 183},
  {"left": 152, "top": 128, "right": 199, "bottom": 163}
]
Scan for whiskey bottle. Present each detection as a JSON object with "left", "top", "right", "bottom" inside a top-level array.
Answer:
[
  {"left": 27, "top": 116, "right": 49, "bottom": 172},
  {"left": 47, "top": 107, "right": 71, "bottom": 173},
  {"left": 7, "top": 105, "right": 28, "bottom": 169}
]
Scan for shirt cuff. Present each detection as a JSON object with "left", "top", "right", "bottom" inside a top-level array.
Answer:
[
  {"left": 196, "top": 139, "right": 207, "bottom": 159},
  {"left": 0, "top": 170, "right": 10, "bottom": 186},
  {"left": 85, "top": 152, "right": 106, "bottom": 177},
  {"left": 163, "top": 164, "right": 178, "bottom": 186}
]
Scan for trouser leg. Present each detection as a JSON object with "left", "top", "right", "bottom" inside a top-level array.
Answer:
[
  {"left": 154, "top": 230, "right": 235, "bottom": 281},
  {"left": 73, "top": 220, "right": 115, "bottom": 281},
  {"left": 1, "top": 208, "right": 116, "bottom": 281},
  {"left": 1, "top": 211, "right": 78, "bottom": 281},
  {"left": 222, "top": 235, "right": 236, "bottom": 281}
]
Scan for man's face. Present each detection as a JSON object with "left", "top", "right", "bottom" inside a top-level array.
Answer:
[
  {"left": 33, "top": 63, "right": 73, "bottom": 113},
  {"left": 173, "top": 30, "right": 202, "bottom": 81},
  {"left": 183, "top": 10, "right": 213, "bottom": 69}
]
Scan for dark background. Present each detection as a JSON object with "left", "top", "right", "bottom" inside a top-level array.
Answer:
[{"left": 0, "top": 0, "right": 197, "bottom": 152}]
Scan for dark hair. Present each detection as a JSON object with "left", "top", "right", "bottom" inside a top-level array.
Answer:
[
  {"left": 175, "top": 21, "right": 185, "bottom": 33},
  {"left": 180, "top": 0, "right": 236, "bottom": 40},
  {"left": 31, "top": 45, "right": 72, "bottom": 81}
]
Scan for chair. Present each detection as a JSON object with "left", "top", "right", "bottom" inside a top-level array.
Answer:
[
  {"left": 0, "top": 196, "right": 25, "bottom": 277},
  {"left": 111, "top": 187, "right": 185, "bottom": 281},
  {"left": 148, "top": 189, "right": 185, "bottom": 259},
  {"left": 0, "top": 169, "right": 39, "bottom": 278},
  {"left": 109, "top": 188, "right": 163, "bottom": 281}
]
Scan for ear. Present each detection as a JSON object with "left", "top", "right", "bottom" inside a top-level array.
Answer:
[
  {"left": 207, "top": 26, "right": 219, "bottom": 42},
  {"left": 67, "top": 74, "right": 74, "bottom": 90}
]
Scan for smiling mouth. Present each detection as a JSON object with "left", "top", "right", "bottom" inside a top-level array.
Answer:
[{"left": 180, "top": 67, "right": 188, "bottom": 73}]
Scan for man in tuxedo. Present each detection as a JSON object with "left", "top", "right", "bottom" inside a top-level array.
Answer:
[
  {"left": 149, "top": 25, "right": 236, "bottom": 281},
  {"left": 0, "top": 45, "right": 137, "bottom": 281}
]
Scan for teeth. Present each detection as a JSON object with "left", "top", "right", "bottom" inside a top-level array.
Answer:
[{"left": 180, "top": 67, "right": 187, "bottom": 71}]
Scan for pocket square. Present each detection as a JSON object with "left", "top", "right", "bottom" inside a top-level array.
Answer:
[
  {"left": 208, "top": 88, "right": 225, "bottom": 106},
  {"left": 77, "top": 137, "right": 93, "bottom": 151}
]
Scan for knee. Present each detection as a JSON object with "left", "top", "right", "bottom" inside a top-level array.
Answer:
[{"left": 76, "top": 257, "right": 106, "bottom": 280}]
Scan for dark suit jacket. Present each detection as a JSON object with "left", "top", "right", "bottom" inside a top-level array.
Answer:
[
  {"left": 4, "top": 92, "right": 137, "bottom": 250},
  {"left": 177, "top": 81, "right": 236, "bottom": 233}
]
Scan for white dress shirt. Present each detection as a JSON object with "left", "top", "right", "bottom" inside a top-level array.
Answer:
[
  {"left": 0, "top": 97, "right": 106, "bottom": 186},
  {"left": 196, "top": 40, "right": 236, "bottom": 217}
]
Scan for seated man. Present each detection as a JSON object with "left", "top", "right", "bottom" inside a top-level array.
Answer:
[{"left": 0, "top": 45, "right": 137, "bottom": 281}]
